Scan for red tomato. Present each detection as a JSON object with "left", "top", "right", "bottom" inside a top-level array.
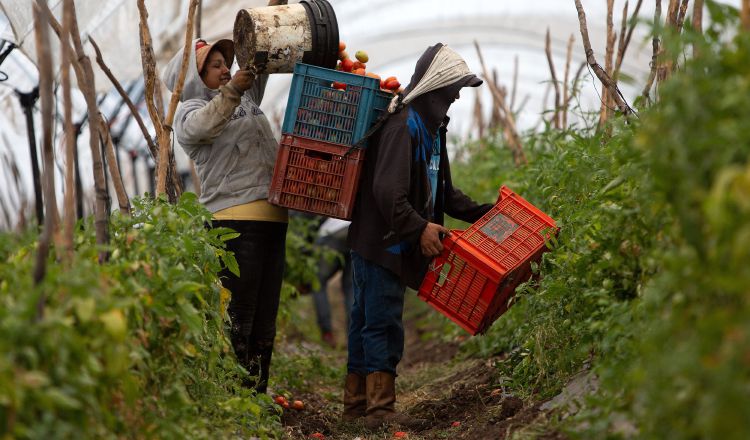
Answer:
[
  {"left": 340, "top": 58, "right": 354, "bottom": 72},
  {"left": 385, "top": 79, "right": 401, "bottom": 91}
]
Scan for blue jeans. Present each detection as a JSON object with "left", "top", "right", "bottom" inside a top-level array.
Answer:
[{"left": 347, "top": 251, "right": 406, "bottom": 376}]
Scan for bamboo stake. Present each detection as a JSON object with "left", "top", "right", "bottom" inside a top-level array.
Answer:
[
  {"left": 574, "top": 0, "right": 633, "bottom": 118},
  {"left": 600, "top": 0, "right": 616, "bottom": 126},
  {"left": 642, "top": 0, "right": 662, "bottom": 103},
  {"left": 490, "top": 69, "right": 502, "bottom": 131},
  {"left": 90, "top": 38, "right": 158, "bottom": 161},
  {"left": 743, "top": 0, "right": 750, "bottom": 31},
  {"left": 157, "top": 0, "right": 199, "bottom": 197},
  {"left": 136, "top": 0, "right": 178, "bottom": 202},
  {"left": 61, "top": 2, "right": 111, "bottom": 260},
  {"left": 60, "top": 0, "right": 75, "bottom": 263},
  {"left": 137, "top": 0, "right": 194, "bottom": 200},
  {"left": 32, "top": 0, "right": 56, "bottom": 290},
  {"left": 48, "top": 12, "right": 132, "bottom": 222},
  {"left": 100, "top": 119, "right": 130, "bottom": 214},
  {"left": 61, "top": 41, "right": 132, "bottom": 215},
  {"left": 693, "top": 0, "right": 704, "bottom": 34},
  {"left": 195, "top": 0, "right": 203, "bottom": 38},
  {"left": 545, "top": 28, "right": 561, "bottom": 129},
  {"left": 474, "top": 41, "right": 526, "bottom": 165},
  {"left": 562, "top": 34, "right": 574, "bottom": 130},
  {"left": 615, "top": 1, "right": 630, "bottom": 81},
  {"left": 667, "top": 0, "right": 680, "bottom": 26},
  {"left": 137, "top": 1, "right": 164, "bottom": 161}
]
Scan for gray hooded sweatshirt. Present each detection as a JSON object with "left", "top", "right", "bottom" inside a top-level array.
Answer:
[{"left": 162, "top": 39, "right": 279, "bottom": 213}]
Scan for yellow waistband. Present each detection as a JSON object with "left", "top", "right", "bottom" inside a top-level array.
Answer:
[{"left": 212, "top": 200, "right": 288, "bottom": 222}]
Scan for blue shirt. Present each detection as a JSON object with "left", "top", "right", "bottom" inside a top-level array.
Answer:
[{"left": 428, "top": 134, "right": 441, "bottom": 212}]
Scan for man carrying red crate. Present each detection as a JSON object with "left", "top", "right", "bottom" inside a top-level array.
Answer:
[{"left": 344, "top": 43, "right": 494, "bottom": 430}]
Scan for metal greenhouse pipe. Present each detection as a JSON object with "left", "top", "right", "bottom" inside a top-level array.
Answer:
[{"left": 15, "top": 86, "right": 44, "bottom": 225}]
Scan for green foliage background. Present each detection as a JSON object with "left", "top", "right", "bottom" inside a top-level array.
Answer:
[
  {"left": 444, "top": 10, "right": 750, "bottom": 438},
  {"left": 0, "top": 194, "right": 285, "bottom": 439}
]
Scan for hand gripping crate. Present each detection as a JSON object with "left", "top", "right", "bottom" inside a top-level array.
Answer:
[
  {"left": 282, "top": 63, "right": 392, "bottom": 147},
  {"left": 417, "top": 186, "right": 558, "bottom": 335},
  {"left": 268, "top": 134, "right": 363, "bottom": 220}
]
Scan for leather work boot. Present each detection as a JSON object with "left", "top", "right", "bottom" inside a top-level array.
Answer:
[
  {"left": 364, "top": 371, "right": 426, "bottom": 431},
  {"left": 342, "top": 372, "right": 367, "bottom": 421}
]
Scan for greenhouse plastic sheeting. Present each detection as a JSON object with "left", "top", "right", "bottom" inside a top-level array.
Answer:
[{"left": 0, "top": 0, "right": 270, "bottom": 91}]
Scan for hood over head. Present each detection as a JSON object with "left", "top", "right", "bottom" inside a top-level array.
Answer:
[
  {"left": 398, "top": 43, "right": 483, "bottom": 133},
  {"left": 163, "top": 38, "right": 234, "bottom": 102}
]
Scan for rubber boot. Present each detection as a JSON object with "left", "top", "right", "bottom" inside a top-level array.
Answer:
[
  {"left": 364, "top": 371, "right": 426, "bottom": 431},
  {"left": 342, "top": 372, "right": 367, "bottom": 421}
]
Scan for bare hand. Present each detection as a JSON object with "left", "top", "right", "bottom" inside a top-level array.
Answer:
[
  {"left": 420, "top": 223, "right": 450, "bottom": 257},
  {"left": 229, "top": 69, "right": 254, "bottom": 93}
]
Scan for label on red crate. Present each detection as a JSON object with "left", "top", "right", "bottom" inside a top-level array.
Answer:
[{"left": 480, "top": 213, "right": 519, "bottom": 244}]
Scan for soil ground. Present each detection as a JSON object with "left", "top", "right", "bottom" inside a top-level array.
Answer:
[{"left": 271, "top": 273, "right": 568, "bottom": 440}]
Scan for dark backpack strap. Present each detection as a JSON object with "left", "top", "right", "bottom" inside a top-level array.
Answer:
[{"left": 343, "top": 93, "right": 405, "bottom": 158}]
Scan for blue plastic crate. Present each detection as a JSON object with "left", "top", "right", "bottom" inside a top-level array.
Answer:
[{"left": 282, "top": 63, "right": 392, "bottom": 147}]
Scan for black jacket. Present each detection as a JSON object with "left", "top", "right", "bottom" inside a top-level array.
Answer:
[{"left": 347, "top": 107, "right": 492, "bottom": 289}]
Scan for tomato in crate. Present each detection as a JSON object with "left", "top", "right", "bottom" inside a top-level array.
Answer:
[
  {"left": 269, "top": 134, "right": 364, "bottom": 219},
  {"left": 282, "top": 63, "right": 390, "bottom": 147}
]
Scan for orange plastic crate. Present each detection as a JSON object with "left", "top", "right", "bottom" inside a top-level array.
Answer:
[
  {"left": 268, "top": 134, "right": 363, "bottom": 220},
  {"left": 417, "top": 186, "right": 557, "bottom": 335}
]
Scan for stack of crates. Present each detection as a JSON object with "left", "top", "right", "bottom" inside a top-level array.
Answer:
[
  {"left": 268, "top": 63, "right": 392, "bottom": 219},
  {"left": 418, "top": 186, "right": 558, "bottom": 335}
]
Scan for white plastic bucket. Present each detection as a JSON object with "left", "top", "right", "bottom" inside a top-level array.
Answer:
[{"left": 233, "top": 0, "right": 339, "bottom": 74}]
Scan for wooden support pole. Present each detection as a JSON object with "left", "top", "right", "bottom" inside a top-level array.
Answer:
[
  {"left": 574, "top": 0, "right": 633, "bottom": 118},
  {"left": 562, "top": 34, "right": 574, "bottom": 130},
  {"left": 61, "top": 0, "right": 75, "bottom": 263},
  {"left": 32, "top": 0, "right": 57, "bottom": 288},
  {"left": 545, "top": 28, "right": 561, "bottom": 129}
]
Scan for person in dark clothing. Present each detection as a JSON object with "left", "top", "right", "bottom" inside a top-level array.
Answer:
[{"left": 343, "top": 43, "right": 494, "bottom": 429}]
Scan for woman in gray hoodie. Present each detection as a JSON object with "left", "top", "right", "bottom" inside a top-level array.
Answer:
[{"left": 163, "top": 30, "right": 286, "bottom": 394}]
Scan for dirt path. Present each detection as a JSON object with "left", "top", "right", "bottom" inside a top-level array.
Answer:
[{"left": 274, "top": 278, "right": 566, "bottom": 440}]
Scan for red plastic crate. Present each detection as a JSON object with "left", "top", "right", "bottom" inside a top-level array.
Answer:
[
  {"left": 418, "top": 186, "right": 558, "bottom": 335},
  {"left": 268, "top": 134, "right": 363, "bottom": 220}
]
